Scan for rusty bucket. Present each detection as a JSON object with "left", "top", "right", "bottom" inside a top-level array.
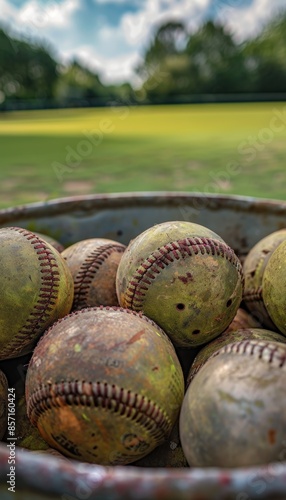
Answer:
[{"left": 1, "top": 192, "right": 286, "bottom": 500}]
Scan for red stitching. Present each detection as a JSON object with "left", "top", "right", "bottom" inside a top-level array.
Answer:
[
  {"left": 210, "top": 339, "right": 286, "bottom": 369},
  {"left": 123, "top": 237, "right": 243, "bottom": 310},
  {"left": 73, "top": 244, "right": 125, "bottom": 310},
  {"left": 1, "top": 227, "right": 61, "bottom": 358},
  {"left": 27, "top": 380, "right": 171, "bottom": 441}
]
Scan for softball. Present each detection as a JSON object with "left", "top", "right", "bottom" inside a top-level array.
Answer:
[
  {"left": 62, "top": 238, "right": 126, "bottom": 310},
  {"left": 116, "top": 221, "right": 243, "bottom": 347},
  {"left": 180, "top": 339, "right": 286, "bottom": 467},
  {"left": 25, "top": 306, "right": 184, "bottom": 465},
  {"left": 263, "top": 239, "right": 286, "bottom": 334},
  {"left": 243, "top": 229, "right": 286, "bottom": 329},
  {"left": 0, "top": 227, "right": 74, "bottom": 359},
  {"left": 187, "top": 327, "right": 286, "bottom": 386}
]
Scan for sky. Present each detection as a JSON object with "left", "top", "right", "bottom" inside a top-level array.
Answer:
[{"left": 1, "top": 0, "right": 286, "bottom": 86}]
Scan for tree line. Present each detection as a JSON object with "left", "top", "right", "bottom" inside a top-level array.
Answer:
[
  {"left": 0, "top": 11, "right": 286, "bottom": 108},
  {"left": 138, "top": 14, "right": 286, "bottom": 101},
  {"left": 0, "top": 27, "right": 132, "bottom": 107}
]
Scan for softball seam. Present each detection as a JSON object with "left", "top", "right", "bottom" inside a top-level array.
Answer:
[
  {"left": 243, "top": 287, "right": 263, "bottom": 303},
  {"left": 123, "top": 237, "right": 243, "bottom": 310},
  {"left": 211, "top": 339, "right": 286, "bottom": 369},
  {"left": 1, "top": 228, "right": 60, "bottom": 358},
  {"left": 28, "top": 380, "right": 171, "bottom": 441},
  {"left": 73, "top": 243, "right": 125, "bottom": 309}
]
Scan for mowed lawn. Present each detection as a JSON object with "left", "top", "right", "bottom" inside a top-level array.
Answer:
[{"left": 0, "top": 102, "right": 285, "bottom": 209}]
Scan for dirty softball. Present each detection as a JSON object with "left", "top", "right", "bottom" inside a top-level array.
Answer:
[
  {"left": 25, "top": 306, "right": 184, "bottom": 465},
  {"left": 62, "top": 238, "right": 126, "bottom": 310},
  {"left": 187, "top": 327, "right": 286, "bottom": 387},
  {"left": 263, "top": 239, "right": 286, "bottom": 334},
  {"left": 180, "top": 339, "right": 286, "bottom": 468},
  {"left": 116, "top": 221, "right": 243, "bottom": 348},
  {"left": 0, "top": 227, "right": 74, "bottom": 360},
  {"left": 243, "top": 229, "right": 286, "bottom": 329}
]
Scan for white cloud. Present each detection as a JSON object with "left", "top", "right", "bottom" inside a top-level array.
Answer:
[
  {"left": 0, "top": 0, "right": 17, "bottom": 23},
  {"left": 89, "top": 0, "right": 212, "bottom": 83},
  {"left": 217, "top": 0, "right": 286, "bottom": 41},
  {"left": 0, "top": 0, "right": 80, "bottom": 33},
  {"left": 121, "top": 0, "right": 211, "bottom": 46},
  {"left": 62, "top": 43, "right": 142, "bottom": 85},
  {"left": 95, "top": 0, "right": 210, "bottom": 84},
  {"left": 18, "top": 0, "right": 80, "bottom": 29}
]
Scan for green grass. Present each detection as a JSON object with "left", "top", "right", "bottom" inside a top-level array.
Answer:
[{"left": 0, "top": 102, "right": 285, "bottom": 209}]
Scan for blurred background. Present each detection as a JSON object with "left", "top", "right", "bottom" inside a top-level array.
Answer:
[{"left": 0, "top": 0, "right": 285, "bottom": 208}]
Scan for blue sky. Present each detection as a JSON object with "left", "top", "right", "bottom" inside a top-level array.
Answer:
[{"left": 1, "top": 0, "right": 286, "bottom": 85}]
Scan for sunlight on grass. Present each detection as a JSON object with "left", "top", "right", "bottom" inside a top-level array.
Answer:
[
  {"left": 0, "top": 103, "right": 284, "bottom": 140},
  {"left": 0, "top": 102, "right": 285, "bottom": 209}
]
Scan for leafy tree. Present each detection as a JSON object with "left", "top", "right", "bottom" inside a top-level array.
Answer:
[
  {"left": 54, "top": 60, "right": 105, "bottom": 101},
  {"left": 139, "top": 20, "right": 187, "bottom": 68},
  {"left": 242, "top": 12, "right": 286, "bottom": 93},
  {"left": 138, "top": 20, "right": 250, "bottom": 99},
  {"left": 185, "top": 21, "right": 249, "bottom": 93},
  {"left": 0, "top": 27, "right": 133, "bottom": 106},
  {"left": 1, "top": 9, "right": 286, "bottom": 106},
  {"left": 137, "top": 21, "right": 189, "bottom": 99},
  {"left": 137, "top": 13, "right": 286, "bottom": 99},
  {"left": 0, "top": 28, "right": 58, "bottom": 100}
]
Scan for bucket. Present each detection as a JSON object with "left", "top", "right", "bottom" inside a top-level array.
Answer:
[{"left": 1, "top": 192, "right": 286, "bottom": 500}]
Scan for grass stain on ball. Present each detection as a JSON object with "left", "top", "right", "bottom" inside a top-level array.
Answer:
[
  {"left": 0, "top": 227, "right": 74, "bottom": 360},
  {"left": 263, "top": 239, "right": 286, "bottom": 335},
  {"left": 116, "top": 221, "right": 243, "bottom": 348},
  {"left": 25, "top": 306, "right": 184, "bottom": 465},
  {"left": 243, "top": 229, "right": 286, "bottom": 329}
]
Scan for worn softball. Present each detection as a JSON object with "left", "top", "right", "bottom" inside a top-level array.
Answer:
[
  {"left": 0, "top": 227, "right": 74, "bottom": 360},
  {"left": 116, "top": 221, "right": 243, "bottom": 348},
  {"left": 187, "top": 327, "right": 286, "bottom": 387},
  {"left": 0, "top": 370, "right": 8, "bottom": 440},
  {"left": 25, "top": 306, "right": 184, "bottom": 465},
  {"left": 180, "top": 339, "right": 286, "bottom": 467},
  {"left": 243, "top": 229, "right": 286, "bottom": 329},
  {"left": 62, "top": 238, "right": 126, "bottom": 310},
  {"left": 263, "top": 240, "right": 286, "bottom": 334}
]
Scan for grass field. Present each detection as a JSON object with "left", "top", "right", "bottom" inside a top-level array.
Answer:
[{"left": 0, "top": 102, "right": 285, "bottom": 209}]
